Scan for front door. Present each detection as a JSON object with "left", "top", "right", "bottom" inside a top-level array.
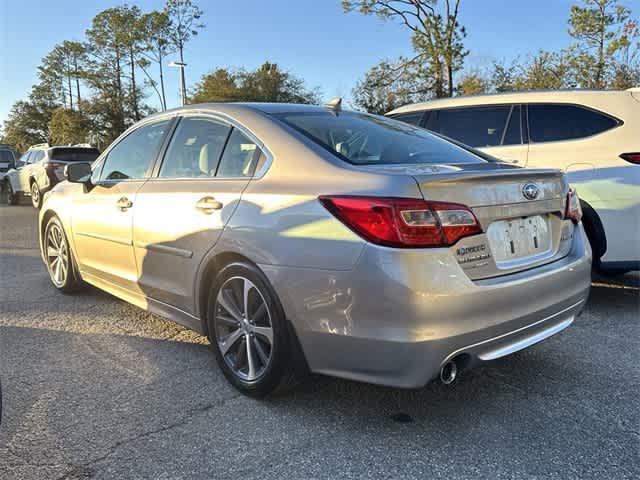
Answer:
[
  {"left": 133, "top": 116, "right": 261, "bottom": 313},
  {"left": 71, "top": 119, "right": 172, "bottom": 292}
]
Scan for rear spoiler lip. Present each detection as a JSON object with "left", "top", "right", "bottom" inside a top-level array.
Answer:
[{"left": 411, "top": 167, "right": 564, "bottom": 185}]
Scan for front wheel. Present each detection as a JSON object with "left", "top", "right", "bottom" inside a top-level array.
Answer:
[
  {"left": 44, "top": 216, "right": 84, "bottom": 293},
  {"left": 207, "top": 262, "right": 300, "bottom": 397},
  {"left": 31, "top": 181, "right": 42, "bottom": 209}
]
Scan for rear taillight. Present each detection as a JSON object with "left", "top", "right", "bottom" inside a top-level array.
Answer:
[
  {"left": 319, "top": 196, "right": 481, "bottom": 248},
  {"left": 43, "top": 161, "right": 66, "bottom": 169},
  {"left": 620, "top": 152, "right": 640, "bottom": 165},
  {"left": 565, "top": 189, "right": 582, "bottom": 224}
]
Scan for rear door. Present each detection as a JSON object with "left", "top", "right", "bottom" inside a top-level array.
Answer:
[
  {"left": 525, "top": 102, "right": 636, "bottom": 262},
  {"left": 20, "top": 150, "right": 43, "bottom": 191},
  {"left": 426, "top": 105, "right": 529, "bottom": 166},
  {"left": 133, "top": 115, "right": 262, "bottom": 313},
  {"left": 71, "top": 119, "right": 172, "bottom": 292}
]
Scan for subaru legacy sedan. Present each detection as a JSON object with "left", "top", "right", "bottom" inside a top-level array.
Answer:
[{"left": 39, "top": 102, "right": 591, "bottom": 396}]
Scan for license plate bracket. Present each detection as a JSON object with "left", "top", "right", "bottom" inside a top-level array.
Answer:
[{"left": 487, "top": 215, "right": 552, "bottom": 267}]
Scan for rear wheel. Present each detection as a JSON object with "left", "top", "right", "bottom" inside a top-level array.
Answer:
[
  {"left": 44, "top": 216, "right": 83, "bottom": 293},
  {"left": 31, "top": 181, "right": 42, "bottom": 209},
  {"left": 580, "top": 201, "right": 607, "bottom": 271},
  {"left": 207, "top": 262, "right": 300, "bottom": 397}
]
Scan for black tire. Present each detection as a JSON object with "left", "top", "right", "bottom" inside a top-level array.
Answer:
[
  {"left": 44, "top": 216, "right": 84, "bottom": 293},
  {"left": 580, "top": 201, "right": 606, "bottom": 272},
  {"left": 206, "top": 262, "right": 302, "bottom": 397},
  {"left": 31, "top": 181, "right": 42, "bottom": 209},
  {"left": 5, "top": 180, "right": 17, "bottom": 205}
]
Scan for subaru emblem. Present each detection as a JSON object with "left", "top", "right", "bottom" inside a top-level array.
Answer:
[{"left": 522, "top": 183, "right": 540, "bottom": 200}]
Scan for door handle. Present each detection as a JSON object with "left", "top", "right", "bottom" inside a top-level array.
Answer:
[
  {"left": 116, "top": 197, "right": 133, "bottom": 211},
  {"left": 195, "top": 196, "right": 223, "bottom": 213}
]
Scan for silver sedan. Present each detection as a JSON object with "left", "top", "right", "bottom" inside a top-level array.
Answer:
[{"left": 38, "top": 101, "right": 592, "bottom": 396}]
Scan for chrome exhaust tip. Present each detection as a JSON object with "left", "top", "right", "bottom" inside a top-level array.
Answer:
[{"left": 440, "top": 360, "right": 458, "bottom": 385}]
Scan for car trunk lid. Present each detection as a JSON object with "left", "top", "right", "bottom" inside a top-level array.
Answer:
[{"left": 411, "top": 164, "right": 574, "bottom": 279}]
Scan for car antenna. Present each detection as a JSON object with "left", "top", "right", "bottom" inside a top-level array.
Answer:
[{"left": 323, "top": 97, "right": 342, "bottom": 114}]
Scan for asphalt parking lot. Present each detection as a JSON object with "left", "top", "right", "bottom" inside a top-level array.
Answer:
[{"left": 0, "top": 203, "right": 638, "bottom": 480}]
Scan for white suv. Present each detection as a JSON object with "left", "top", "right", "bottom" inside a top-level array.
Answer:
[
  {"left": 388, "top": 88, "right": 640, "bottom": 273},
  {"left": 5, "top": 144, "right": 99, "bottom": 208}
]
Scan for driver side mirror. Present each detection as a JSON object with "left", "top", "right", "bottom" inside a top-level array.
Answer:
[{"left": 65, "top": 162, "right": 93, "bottom": 185}]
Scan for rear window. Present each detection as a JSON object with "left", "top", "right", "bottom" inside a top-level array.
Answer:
[
  {"left": 527, "top": 104, "right": 619, "bottom": 143},
  {"left": 391, "top": 111, "right": 425, "bottom": 127},
  {"left": 0, "top": 150, "right": 15, "bottom": 163},
  {"left": 49, "top": 148, "right": 100, "bottom": 162},
  {"left": 275, "top": 111, "right": 484, "bottom": 166}
]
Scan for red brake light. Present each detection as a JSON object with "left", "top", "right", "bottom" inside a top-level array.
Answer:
[
  {"left": 319, "top": 196, "right": 481, "bottom": 248},
  {"left": 44, "top": 161, "right": 65, "bottom": 169},
  {"left": 620, "top": 152, "right": 640, "bottom": 165},
  {"left": 565, "top": 189, "right": 582, "bottom": 224}
]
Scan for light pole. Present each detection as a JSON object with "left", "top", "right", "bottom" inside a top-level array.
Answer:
[{"left": 169, "top": 61, "right": 187, "bottom": 106}]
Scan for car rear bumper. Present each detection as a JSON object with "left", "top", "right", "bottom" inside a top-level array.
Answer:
[{"left": 261, "top": 223, "right": 592, "bottom": 388}]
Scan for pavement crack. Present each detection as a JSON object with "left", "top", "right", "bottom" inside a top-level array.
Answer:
[{"left": 54, "top": 394, "right": 241, "bottom": 480}]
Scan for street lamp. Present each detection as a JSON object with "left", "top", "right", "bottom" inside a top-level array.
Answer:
[{"left": 169, "top": 61, "right": 187, "bottom": 106}]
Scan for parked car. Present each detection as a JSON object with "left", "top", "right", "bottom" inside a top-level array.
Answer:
[
  {"left": 387, "top": 88, "right": 640, "bottom": 273},
  {"left": 5, "top": 144, "right": 100, "bottom": 208},
  {"left": 0, "top": 144, "right": 17, "bottom": 184},
  {"left": 39, "top": 102, "right": 591, "bottom": 396}
]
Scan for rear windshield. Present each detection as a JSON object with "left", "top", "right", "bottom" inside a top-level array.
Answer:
[
  {"left": 274, "top": 111, "right": 484, "bottom": 165},
  {"left": 0, "top": 150, "right": 15, "bottom": 163},
  {"left": 49, "top": 148, "right": 100, "bottom": 162}
]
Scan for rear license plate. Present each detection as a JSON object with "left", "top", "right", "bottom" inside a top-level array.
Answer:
[{"left": 487, "top": 215, "right": 551, "bottom": 264}]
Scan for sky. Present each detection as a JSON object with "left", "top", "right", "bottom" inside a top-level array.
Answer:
[{"left": 0, "top": 0, "right": 635, "bottom": 124}]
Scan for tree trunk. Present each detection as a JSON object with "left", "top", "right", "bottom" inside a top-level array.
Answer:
[
  {"left": 447, "top": 63, "right": 454, "bottom": 97},
  {"left": 115, "top": 48, "right": 125, "bottom": 134},
  {"left": 130, "top": 46, "right": 140, "bottom": 121},
  {"left": 596, "top": 1, "right": 606, "bottom": 88},
  {"left": 67, "top": 74, "right": 73, "bottom": 110},
  {"left": 434, "top": 59, "right": 445, "bottom": 98},
  {"left": 74, "top": 57, "right": 81, "bottom": 109},
  {"left": 159, "top": 48, "right": 167, "bottom": 110}
]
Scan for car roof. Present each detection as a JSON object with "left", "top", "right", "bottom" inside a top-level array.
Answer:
[
  {"left": 145, "top": 102, "right": 356, "bottom": 120},
  {"left": 386, "top": 89, "right": 634, "bottom": 115}
]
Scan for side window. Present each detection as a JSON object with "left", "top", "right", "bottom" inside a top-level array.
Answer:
[
  {"left": 100, "top": 120, "right": 170, "bottom": 181},
  {"left": 216, "top": 128, "right": 260, "bottom": 178},
  {"left": 391, "top": 112, "right": 424, "bottom": 127},
  {"left": 502, "top": 105, "right": 522, "bottom": 146},
  {"left": 18, "top": 152, "right": 31, "bottom": 166},
  {"left": 159, "top": 117, "right": 231, "bottom": 178},
  {"left": 427, "top": 106, "right": 512, "bottom": 148},
  {"left": 30, "top": 151, "right": 44, "bottom": 163},
  {"left": 528, "top": 104, "right": 619, "bottom": 143}
]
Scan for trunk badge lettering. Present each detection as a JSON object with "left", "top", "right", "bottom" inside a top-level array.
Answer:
[{"left": 456, "top": 244, "right": 491, "bottom": 264}]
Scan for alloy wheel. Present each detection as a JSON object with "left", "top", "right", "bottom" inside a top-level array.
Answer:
[
  {"left": 31, "top": 183, "right": 40, "bottom": 207},
  {"left": 46, "top": 222, "right": 69, "bottom": 287},
  {"left": 214, "top": 276, "right": 274, "bottom": 381}
]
